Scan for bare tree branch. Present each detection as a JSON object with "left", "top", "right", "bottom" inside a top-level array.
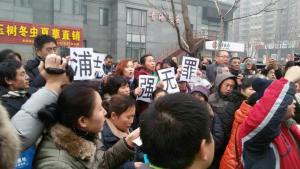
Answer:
[
  {"left": 213, "top": 0, "right": 225, "bottom": 50},
  {"left": 181, "top": 0, "right": 194, "bottom": 54},
  {"left": 170, "top": 0, "right": 192, "bottom": 55},
  {"left": 146, "top": 0, "right": 190, "bottom": 50},
  {"left": 224, "top": 0, "right": 240, "bottom": 17},
  {"left": 225, "top": 8, "right": 284, "bottom": 22},
  {"left": 146, "top": 0, "right": 206, "bottom": 57},
  {"left": 224, "top": 0, "right": 282, "bottom": 22},
  {"left": 160, "top": 5, "right": 190, "bottom": 50},
  {"left": 213, "top": 0, "right": 222, "bottom": 17}
]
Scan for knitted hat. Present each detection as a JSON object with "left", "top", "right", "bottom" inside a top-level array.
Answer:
[
  {"left": 191, "top": 85, "right": 210, "bottom": 101},
  {"left": 251, "top": 78, "right": 273, "bottom": 101}
]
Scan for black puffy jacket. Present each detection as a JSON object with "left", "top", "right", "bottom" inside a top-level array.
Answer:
[{"left": 25, "top": 57, "right": 46, "bottom": 88}]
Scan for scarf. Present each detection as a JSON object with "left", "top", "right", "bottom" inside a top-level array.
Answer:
[{"left": 1, "top": 90, "right": 28, "bottom": 98}]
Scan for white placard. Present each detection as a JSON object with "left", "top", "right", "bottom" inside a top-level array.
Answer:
[
  {"left": 158, "top": 67, "right": 179, "bottom": 94},
  {"left": 137, "top": 75, "right": 158, "bottom": 103},
  {"left": 180, "top": 56, "right": 199, "bottom": 82},
  {"left": 70, "top": 48, "right": 95, "bottom": 80},
  {"left": 93, "top": 53, "right": 106, "bottom": 78}
]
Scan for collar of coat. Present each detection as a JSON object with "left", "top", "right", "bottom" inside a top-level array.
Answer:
[
  {"left": 1, "top": 90, "right": 28, "bottom": 98},
  {"left": 106, "top": 119, "right": 129, "bottom": 139},
  {"left": 50, "top": 123, "right": 98, "bottom": 160}
]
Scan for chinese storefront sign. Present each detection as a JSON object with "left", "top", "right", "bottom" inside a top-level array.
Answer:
[
  {"left": 0, "top": 20, "right": 83, "bottom": 47},
  {"left": 148, "top": 10, "right": 180, "bottom": 24}
]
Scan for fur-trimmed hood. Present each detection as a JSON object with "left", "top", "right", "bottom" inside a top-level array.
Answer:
[
  {"left": 0, "top": 104, "right": 20, "bottom": 169},
  {"left": 34, "top": 122, "right": 135, "bottom": 169},
  {"left": 50, "top": 123, "right": 98, "bottom": 160}
]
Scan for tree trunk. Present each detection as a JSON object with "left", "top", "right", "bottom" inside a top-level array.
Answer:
[
  {"left": 170, "top": 0, "right": 192, "bottom": 56},
  {"left": 181, "top": 0, "right": 195, "bottom": 56}
]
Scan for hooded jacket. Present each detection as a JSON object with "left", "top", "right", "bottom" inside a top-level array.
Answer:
[
  {"left": 208, "top": 73, "right": 237, "bottom": 169},
  {"left": 238, "top": 78, "right": 300, "bottom": 169},
  {"left": 0, "top": 104, "right": 20, "bottom": 169},
  {"left": 34, "top": 123, "right": 135, "bottom": 169},
  {"left": 208, "top": 73, "right": 236, "bottom": 115}
]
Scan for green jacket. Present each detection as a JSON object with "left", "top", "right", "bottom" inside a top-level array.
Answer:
[{"left": 34, "top": 123, "right": 135, "bottom": 169}]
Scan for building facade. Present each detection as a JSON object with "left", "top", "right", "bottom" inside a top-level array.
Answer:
[
  {"left": 232, "top": 0, "right": 300, "bottom": 61},
  {"left": 0, "top": 0, "right": 232, "bottom": 62}
]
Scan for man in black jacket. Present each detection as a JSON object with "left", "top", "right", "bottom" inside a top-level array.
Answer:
[
  {"left": 25, "top": 35, "right": 57, "bottom": 88},
  {"left": 206, "top": 50, "right": 229, "bottom": 83},
  {"left": 0, "top": 59, "right": 36, "bottom": 118}
]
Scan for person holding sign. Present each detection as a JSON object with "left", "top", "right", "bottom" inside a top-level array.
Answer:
[
  {"left": 133, "top": 54, "right": 158, "bottom": 129},
  {"left": 134, "top": 54, "right": 156, "bottom": 81},
  {"left": 115, "top": 59, "right": 143, "bottom": 97},
  {"left": 180, "top": 56, "right": 200, "bottom": 82},
  {"left": 157, "top": 67, "right": 179, "bottom": 94}
]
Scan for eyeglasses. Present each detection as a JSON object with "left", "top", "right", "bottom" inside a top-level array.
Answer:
[{"left": 218, "top": 55, "right": 229, "bottom": 58}]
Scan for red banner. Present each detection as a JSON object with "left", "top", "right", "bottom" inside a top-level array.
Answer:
[{"left": 0, "top": 20, "right": 83, "bottom": 47}]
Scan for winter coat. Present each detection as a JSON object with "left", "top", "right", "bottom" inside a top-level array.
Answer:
[
  {"left": 102, "top": 120, "right": 143, "bottom": 169},
  {"left": 25, "top": 57, "right": 46, "bottom": 88},
  {"left": 206, "top": 63, "right": 219, "bottom": 83},
  {"left": 220, "top": 101, "right": 252, "bottom": 169},
  {"left": 11, "top": 88, "right": 59, "bottom": 150},
  {"left": 229, "top": 69, "right": 242, "bottom": 76},
  {"left": 133, "top": 67, "right": 156, "bottom": 129},
  {"left": 208, "top": 73, "right": 238, "bottom": 169},
  {"left": 238, "top": 78, "right": 300, "bottom": 169},
  {"left": 134, "top": 67, "right": 152, "bottom": 81},
  {"left": 0, "top": 104, "right": 20, "bottom": 169},
  {"left": 208, "top": 73, "right": 236, "bottom": 115},
  {"left": 103, "top": 64, "right": 114, "bottom": 75},
  {"left": 220, "top": 91, "right": 247, "bottom": 142},
  {"left": 0, "top": 87, "right": 38, "bottom": 169},
  {"left": 34, "top": 123, "right": 135, "bottom": 169},
  {"left": 0, "top": 87, "right": 37, "bottom": 118}
]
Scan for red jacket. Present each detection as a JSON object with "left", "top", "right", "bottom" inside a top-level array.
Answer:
[
  {"left": 134, "top": 67, "right": 153, "bottom": 116},
  {"left": 134, "top": 67, "right": 152, "bottom": 81},
  {"left": 220, "top": 101, "right": 252, "bottom": 169},
  {"left": 238, "top": 78, "right": 300, "bottom": 169}
]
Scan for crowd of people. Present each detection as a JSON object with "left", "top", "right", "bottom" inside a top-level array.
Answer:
[{"left": 0, "top": 34, "right": 300, "bottom": 169}]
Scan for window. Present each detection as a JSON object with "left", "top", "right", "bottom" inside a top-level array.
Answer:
[
  {"left": 14, "top": 0, "right": 31, "bottom": 7},
  {"left": 126, "top": 8, "right": 147, "bottom": 60},
  {"left": 82, "top": 4, "right": 87, "bottom": 24},
  {"left": 54, "top": 0, "right": 61, "bottom": 11},
  {"left": 73, "top": 0, "right": 81, "bottom": 15},
  {"left": 99, "top": 8, "right": 108, "bottom": 26}
]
